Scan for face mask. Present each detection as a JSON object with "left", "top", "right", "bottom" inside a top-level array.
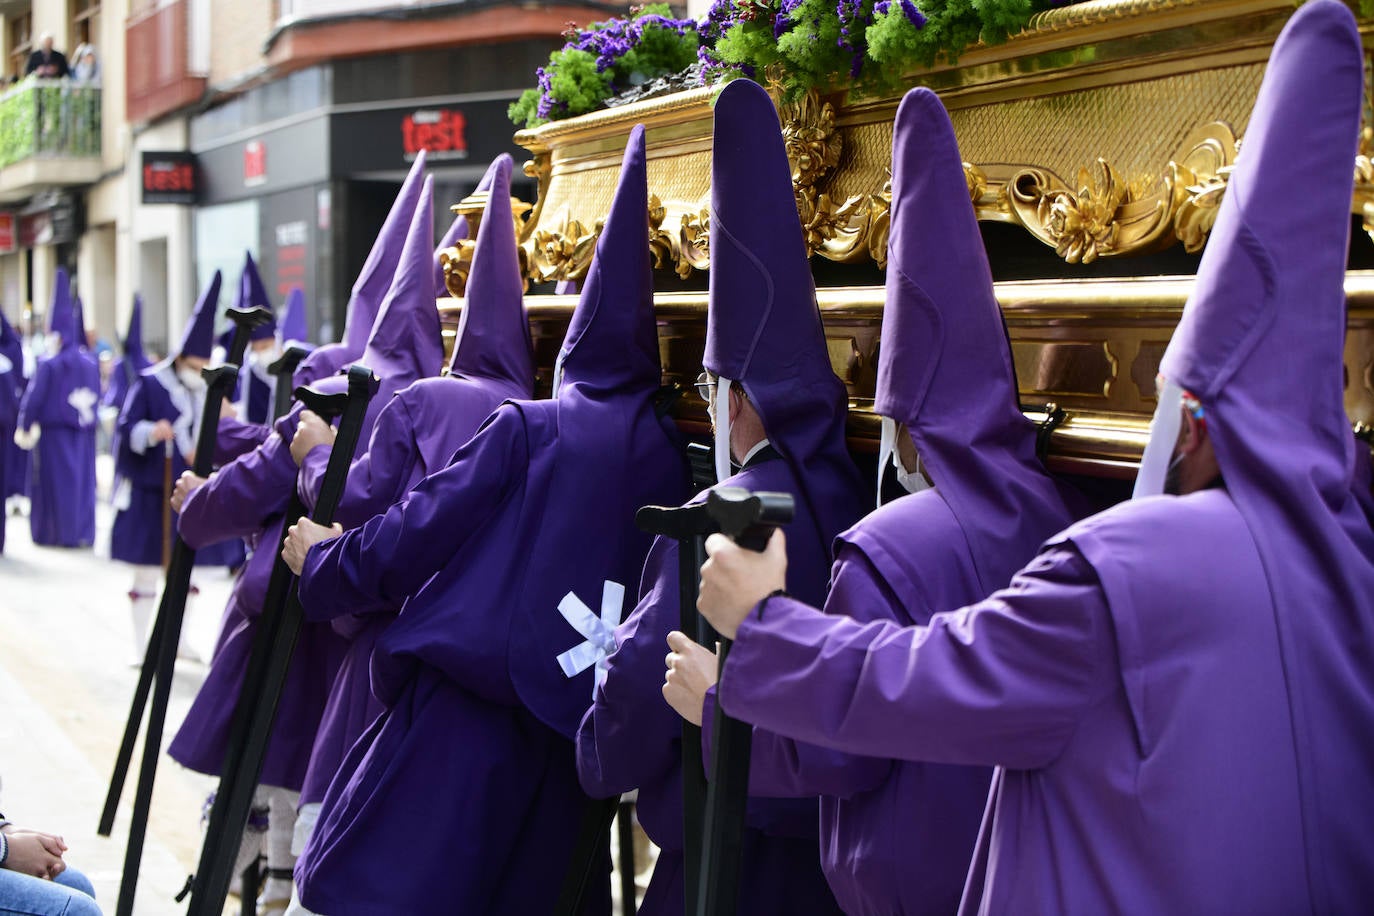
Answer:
[
  {"left": 893, "top": 452, "right": 932, "bottom": 495},
  {"left": 45, "top": 335, "right": 61, "bottom": 357},
  {"left": 250, "top": 344, "right": 283, "bottom": 367},
  {"left": 178, "top": 366, "right": 206, "bottom": 392}
]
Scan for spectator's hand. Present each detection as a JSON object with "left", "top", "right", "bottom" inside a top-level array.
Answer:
[
  {"left": 663, "top": 630, "right": 719, "bottom": 726},
  {"left": 282, "top": 519, "right": 342, "bottom": 576},
  {"left": 150, "top": 419, "right": 175, "bottom": 443},
  {"left": 290, "top": 410, "right": 335, "bottom": 467},
  {"left": 221, "top": 398, "right": 238, "bottom": 421},
  {"left": 171, "top": 471, "right": 207, "bottom": 512},
  {"left": 2, "top": 830, "right": 67, "bottom": 879},
  {"left": 698, "top": 529, "right": 788, "bottom": 640}
]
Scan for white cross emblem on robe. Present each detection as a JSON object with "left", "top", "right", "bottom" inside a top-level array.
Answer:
[
  {"left": 555, "top": 580, "right": 626, "bottom": 698},
  {"left": 68, "top": 387, "right": 98, "bottom": 427}
]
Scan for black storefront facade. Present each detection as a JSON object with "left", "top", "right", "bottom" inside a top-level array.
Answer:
[{"left": 190, "top": 42, "right": 553, "bottom": 341}]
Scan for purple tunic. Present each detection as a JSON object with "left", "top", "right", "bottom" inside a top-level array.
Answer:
[
  {"left": 111, "top": 362, "right": 245, "bottom": 568},
  {"left": 294, "top": 127, "right": 682, "bottom": 915},
  {"left": 17, "top": 271, "right": 98, "bottom": 548},
  {"left": 101, "top": 295, "right": 151, "bottom": 416},
  {"left": 294, "top": 154, "right": 533, "bottom": 808},
  {"left": 0, "top": 314, "right": 19, "bottom": 552},
  {"left": 717, "top": 5, "right": 1374, "bottom": 912}
]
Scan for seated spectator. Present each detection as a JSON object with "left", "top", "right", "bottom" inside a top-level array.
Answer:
[
  {"left": 0, "top": 811, "right": 101, "bottom": 915},
  {"left": 25, "top": 34, "right": 69, "bottom": 79}
]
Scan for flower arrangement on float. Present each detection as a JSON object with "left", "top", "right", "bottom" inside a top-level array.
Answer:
[{"left": 509, "top": 0, "right": 1057, "bottom": 128}]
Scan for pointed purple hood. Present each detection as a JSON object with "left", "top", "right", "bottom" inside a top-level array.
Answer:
[
  {"left": 179, "top": 270, "right": 222, "bottom": 360},
  {"left": 554, "top": 125, "right": 660, "bottom": 397},
  {"left": 346, "top": 150, "right": 428, "bottom": 356},
  {"left": 1149, "top": 2, "right": 1374, "bottom": 906},
  {"left": 448, "top": 154, "right": 534, "bottom": 392},
  {"left": 123, "top": 294, "right": 151, "bottom": 370},
  {"left": 357, "top": 174, "right": 444, "bottom": 383},
  {"left": 280, "top": 287, "right": 309, "bottom": 346},
  {"left": 705, "top": 79, "right": 866, "bottom": 557},
  {"left": 47, "top": 269, "right": 77, "bottom": 352},
  {"left": 432, "top": 155, "right": 503, "bottom": 293},
  {"left": 878, "top": 87, "right": 1079, "bottom": 595},
  {"left": 238, "top": 252, "right": 277, "bottom": 341}
]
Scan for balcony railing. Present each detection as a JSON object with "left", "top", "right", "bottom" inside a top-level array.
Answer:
[{"left": 0, "top": 80, "right": 101, "bottom": 167}]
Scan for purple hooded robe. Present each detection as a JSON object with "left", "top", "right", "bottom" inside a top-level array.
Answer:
[
  {"left": 293, "top": 154, "right": 534, "bottom": 808},
  {"left": 170, "top": 165, "right": 444, "bottom": 791},
  {"left": 699, "top": 88, "right": 1086, "bottom": 915},
  {"left": 1, "top": 310, "right": 25, "bottom": 503},
  {"left": 280, "top": 287, "right": 310, "bottom": 348},
  {"left": 16, "top": 269, "right": 99, "bottom": 547},
  {"left": 110, "top": 271, "right": 245, "bottom": 569},
  {"left": 293, "top": 126, "right": 685, "bottom": 915},
  {"left": 576, "top": 79, "right": 865, "bottom": 916},
  {"left": 712, "top": 3, "right": 1374, "bottom": 913},
  {"left": 234, "top": 253, "right": 279, "bottom": 426}
]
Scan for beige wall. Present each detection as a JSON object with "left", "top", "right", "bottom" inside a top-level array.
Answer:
[
  {"left": 99, "top": 0, "right": 129, "bottom": 175},
  {"left": 31, "top": 2, "right": 70, "bottom": 57},
  {"left": 210, "top": 0, "right": 275, "bottom": 86}
]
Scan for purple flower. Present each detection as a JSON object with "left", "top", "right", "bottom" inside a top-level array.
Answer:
[{"left": 899, "top": 0, "right": 926, "bottom": 27}]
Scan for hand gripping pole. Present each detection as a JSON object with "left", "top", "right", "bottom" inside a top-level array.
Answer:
[
  {"left": 187, "top": 365, "right": 379, "bottom": 916},
  {"left": 696, "top": 487, "right": 793, "bottom": 916}
]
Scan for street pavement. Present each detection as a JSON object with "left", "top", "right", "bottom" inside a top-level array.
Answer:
[{"left": 0, "top": 455, "right": 234, "bottom": 914}]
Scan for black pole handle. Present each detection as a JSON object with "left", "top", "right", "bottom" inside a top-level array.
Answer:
[
  {"left": 224, "top": 307, "right": 274, "bottom": 368},
  {"left": 267, "top": 345, "right": 311, "bottom": 421}
]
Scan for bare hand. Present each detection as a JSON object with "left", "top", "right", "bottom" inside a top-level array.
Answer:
[
  {"left": 282, "top": 518, "right": 343, "bottom": 576},
  {"left": 2, "top": 830, "right": 66, "bottom": 879},
  {"left": 698, "top": 529, "right": 787, "bottom": 640},
  {"left": 150, "top": 419, "right": 175, "bottom": 443},
  {"left": 290, "top": 410, "right": 336, "bottom": 467},
  {"left": 663, "top": 630, "right": 719, "bottom": 726},
  {"left": 221, "top": 397, "right": 238, "bottom": 421},
  {"left": 171, "top": 471, "right": 207, "bottom": 512}
]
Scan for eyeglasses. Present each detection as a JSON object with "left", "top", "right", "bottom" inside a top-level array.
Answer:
[{"left": 695, "top": 370, "right": 717, "bottom": 404}]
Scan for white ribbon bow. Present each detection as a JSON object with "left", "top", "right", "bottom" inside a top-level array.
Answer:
[{"left": 555, "top": 580, "right": 626, "bottom": 696}]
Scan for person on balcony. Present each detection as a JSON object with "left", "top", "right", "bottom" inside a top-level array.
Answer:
[
  {"left": 24, "top": 34, "right": 68, "bottom": 79},
  {"left": 70, "top": 44, "right": 98, "bottom": 84},
  {"left": 689, "top": 2, "right": 1374, "bottom": 911}
]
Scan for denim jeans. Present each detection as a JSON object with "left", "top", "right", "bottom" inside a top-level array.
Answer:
[{"left": 0, "top": 866, "right": 100, "bottom": 916}]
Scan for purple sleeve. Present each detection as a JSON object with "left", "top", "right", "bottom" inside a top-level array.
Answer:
[
  {"left": 16, "top": 359, "right": 49, "bottom": 429},
  {"left": 297, "top": 405, "right": 526, "bottom": 618},
  {"left": 298, "top": 393, "right": 419, "bottom": 528},
  {"left": 577, "top": 536, "right": 684, "bottom": 796},
  {"left": 176, "top": 412, "right": 301, "bottom": 548},
  {"left": 719, "top": 546, "right": 1111, "bottom": 770},
  {"left": 214, "top": 415, "right": 272, "bottom": 465}
]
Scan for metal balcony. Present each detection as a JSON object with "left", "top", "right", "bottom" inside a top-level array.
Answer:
[{"left": 0, "top": 80, "right": 102, "bottom": 200}]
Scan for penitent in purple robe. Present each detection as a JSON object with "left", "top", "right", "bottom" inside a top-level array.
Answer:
[
  {"left": 294, "top": 126, "right": 684, "bottom": 916},
  {"left": 714, "top": 4, "right": 1374, "bottom": 913},
  {"left": 16, "top": 269, "right": 98, "bottom": 547},
  {"left": 577, "top": 79, "right": 866, "bottom": 916},
  {"left": 172, "top": 163, "right": 445, "bottom": 792},
  {"left": 111, "top": 271, "right": 244, "bottom": 569},
  {"left": 698, "top": 88, "right": 1086, "bottom": 916},
  {"left": 293, "top": 154, "right": 531, "bottom": 808},
  {"left": 234, "top": 252, "right": 279, "bottom": 426}
]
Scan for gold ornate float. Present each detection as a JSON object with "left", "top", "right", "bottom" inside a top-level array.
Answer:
[{"left": 438, "top": 0, "right": 1374, "bottom": 477}]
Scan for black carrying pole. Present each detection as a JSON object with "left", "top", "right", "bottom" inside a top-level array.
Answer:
[
  {"left": 188, "top": 365, "right": 378, "bottom": 916},
  {"left": 99, "top": 306, "right": 273, "bottom": 841},
  {"left": 266, "top": 345, "right": 310, "bottom": 421},
  {"left": 100, "top": 308, "right": 271, "bottom": 864},
  {"left": 634, "top": 498, "right": 717, "bottom": 916},
  {"left": 695, "top": 487, "right": 794, "bottom": 916},
  {"left": 108, "top": 361, "right": 258, "bottom": 916}
]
